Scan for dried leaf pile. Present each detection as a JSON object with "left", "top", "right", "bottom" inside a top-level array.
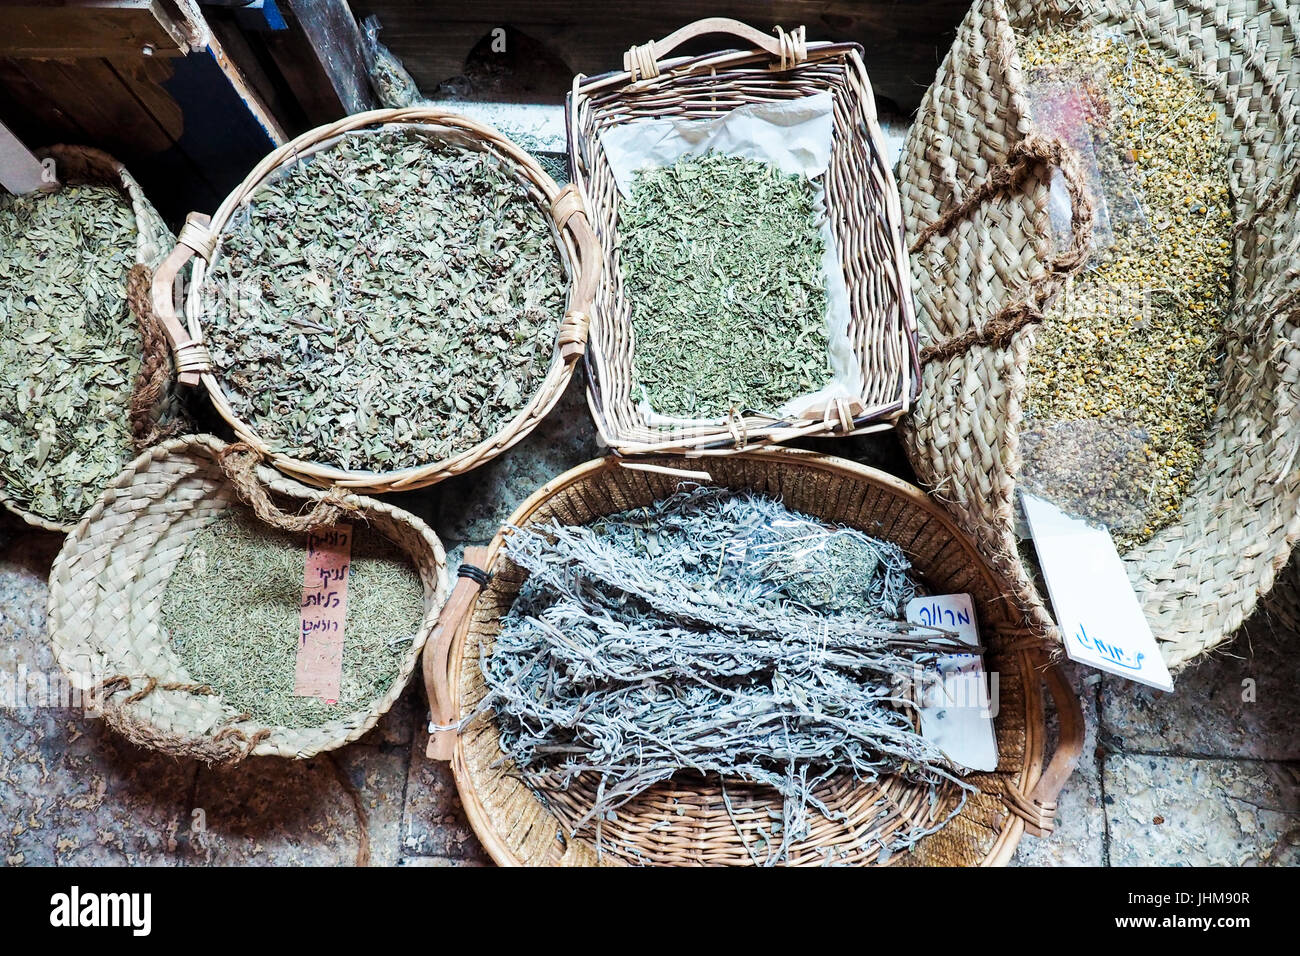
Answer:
[
  {"left": 480, "top": 488, "right": 971, "bottom": 864},
  {"left": 200, "top": 129, "right": 568, "bottom": 472},
  {"left": 162, "top": 508, "right": 425, "bottom": 729},
  {"left": 0, "top": 184, "right": 139, "bottom": 525},
  {"left": 620, "top": 154, "right": 831, "bottom": 419},
  {"left": 1018, "top": 30, "right": 1232, "bottom": 550}
]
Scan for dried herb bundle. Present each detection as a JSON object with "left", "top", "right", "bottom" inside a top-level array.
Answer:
[
  {"left": 162, "top": 508, "right": 425, "bottom": 729},
  {"left": 620, "top": 154, "right": 831, "bottom": 418},
  {"left": 1018, "top": 30, "right": 1231, "bottom": 550},
  {"left": 0, "top": 184, "right": 139, "bottom": 524},
  {"left": 481, "top": 489, "right": 971, "bottom": 864},
  {"left": 201, "top": 128, "right": 568, "bottom": 472}
]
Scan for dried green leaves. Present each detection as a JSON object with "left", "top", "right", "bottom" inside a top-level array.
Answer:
[
  {"left": 619, "top": 154, "right": 831, "bottom": 419},
  {"left": 162, "top": 508, "right": 425, "bottom": 729},
  {"left": 0, "top": 184, "right": 139, "bottom": 524},
  {"left": 200, "top": 128, "right": 568, "bottom": 472}
]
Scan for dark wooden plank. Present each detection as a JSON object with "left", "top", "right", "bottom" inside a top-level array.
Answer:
[
  {"left": 284, "top": 0, "right": 376, "bottom": 115},
  {"left": 349, "top": 0, "right": 970, "bottom": 110},
  {"left": 0, "top": 2, "right": 191, "bottom": 59}
]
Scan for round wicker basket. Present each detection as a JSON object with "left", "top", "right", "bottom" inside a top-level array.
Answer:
[
  {"left": 425, "top": 450, "right": 1083, "bottom": 866},
  {"left": 46, "top": 434, "right": 449, "bottom": 762},
  {"left": 899, "top": 0, "right": 1300, "bottom": 669},
  {"left": 0, "top": 145, "right": 174, "bottom": 534},
  {"left": 150, "top": 107, "right": 601, "bottom": 494}
]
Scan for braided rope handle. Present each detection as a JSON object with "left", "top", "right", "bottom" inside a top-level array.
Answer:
[
  {"left": 217, "top": 442, "right": 359, "bottom": 533},
  {"left": 911, "top": 134, "right": 1096, "bottom": 364},
  {"left": 624, "top": 17, "right": 808, "bottom": 81}
]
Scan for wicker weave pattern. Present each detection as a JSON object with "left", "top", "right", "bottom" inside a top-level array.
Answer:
[
  {"left": 899, "top": 0, "right": 1300, "bottom": 668},
  {"left": 46, "top": 435, "right": 449, "bottom": 762},
  {"left": 446, "top": 451, "right": 1080, "bottom": 866},
  {"left": 154, "top": 108, "right": 600, "bottom": 495},
  {"left": 569, "top": 21, "right": 919, "bottom": 455},
  {"left": 0, "top": 145, "right": 175, "bottom": 533}
]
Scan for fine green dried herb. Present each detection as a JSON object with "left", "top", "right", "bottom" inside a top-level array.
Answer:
[
  {"left": 620, "top": 154, "right": 831, "bottom": 419},
  {"left": 200, "top": 128, "right": 568, "bottom": 472},
  {"left": 161, "top": 508, "right": 426, "bottom": 729},
  {"left": 1018, "top": 31, "right": 1231, "bottom": 551},
  {"left": 0, "top": 184, "right": 139, "bottom": 524}
]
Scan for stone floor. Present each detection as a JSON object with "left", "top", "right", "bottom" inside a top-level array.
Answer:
[{"left": 2, "top": 374, "right": 1297, "bottom": 867}]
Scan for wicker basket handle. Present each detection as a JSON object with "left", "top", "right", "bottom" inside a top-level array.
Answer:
[
  {"left": 152, "top": 212, "right": 216, "bottom": 387},
  {"left": 1006, "top": 651, "right": 1085, "bottom": 837},
  {"left": 624, "top": 18, "right": 807, "bottom": 80},
  {"left": 551, "top": 184, "right": 601, "bottom": 362},
  {"left": 423, "top": 547, "right": 490, "bottom": 760}
]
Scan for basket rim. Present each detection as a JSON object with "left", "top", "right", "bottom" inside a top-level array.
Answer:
[
  {"left": 567, "top": 40, "right": 921, "bottom": 457},
  {"left": 45, "top": 432, "right": 451, "bottom": 760},
  {"left": 175, "top": 107, "right": 599, "bottom": 494},
  {"left": 446, "top": 448, "right": 1056, "bottom": 866}
]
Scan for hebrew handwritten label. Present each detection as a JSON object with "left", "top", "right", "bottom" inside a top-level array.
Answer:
[
  {"left": 905, "top": 593, "right": 998, "bottom": 771},
  {"left": 294, "top": 524, "right": 352, "bottom": 702},
  {"left": 1021, "top": 493, "right": 1173, "bottom": 691}
]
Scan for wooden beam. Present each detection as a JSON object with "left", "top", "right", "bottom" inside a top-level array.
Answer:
[
  {"left": 284, "top": 0, "right": 376, "bottom": 116},
  {"left": 0, "top": 2, "right": 204, "bottom": 59}
]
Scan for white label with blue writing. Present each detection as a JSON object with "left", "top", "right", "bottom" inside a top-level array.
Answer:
[
  {"left": 1020, "top": 492, "right": 1173, "bottom": 691},
  {"left": 905, "top": 593, "right": 999, "bottom": 772}
]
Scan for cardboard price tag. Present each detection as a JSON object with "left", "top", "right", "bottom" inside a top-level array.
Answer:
[
  {"left": 1021, "top": 493, "right": 1172, "bottom": 691},
  {"left": 294, "top": 524, "right": 352, "bottom": 702},
  {"left": 905, "top": 593, "right": 998, "bottom": 772}
]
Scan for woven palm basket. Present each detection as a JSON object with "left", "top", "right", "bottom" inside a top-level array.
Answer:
[
  {"left": 899, "top": 0, "right": 1300, "bottom": 668},
  {"left": 0, "top": 145, "right": 174, "bottom": 533},
  {"left": 425, "top": 451, "right": 1082, "bottom": 866},
  {"left": 150, "top": 107, "right": 600, "bottom": 495},
  {"left": 568, "top": 18, "right": 919, "bottom": 456},
  {"left": 46, "top": 434, "right": 449, "bottom": 762}
]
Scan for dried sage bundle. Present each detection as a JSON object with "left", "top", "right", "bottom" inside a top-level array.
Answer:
[
  {"left": 0, "top": 184, "right": 140, "bottom": 524},
  {"left": 620, "top": 154, "right": 832, "bottom": 419},
  {"left": 483, "top": 489, "right": 970, "bottom": 864},
  {"left": 162, "top": 508, "right": 425, "bottom": 729},
  {"left": 200, "top": 128, "right": 568, "bottom": 472}
]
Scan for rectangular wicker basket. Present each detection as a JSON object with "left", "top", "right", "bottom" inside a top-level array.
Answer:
[{"left": 567, "top": 18, "right": 920, "bottom": 455}]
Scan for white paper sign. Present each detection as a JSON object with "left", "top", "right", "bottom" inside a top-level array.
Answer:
[
  {"left": 1020, "top": 493, "right": 1173, "bottom": 691},
  {"left": 905, "top": 593, "right": 999, "bottom": 772}
]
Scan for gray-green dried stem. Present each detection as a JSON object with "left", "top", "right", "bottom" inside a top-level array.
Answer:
[
  {"left": 201, "top": 129, "right": 567, "bottom": 472},
  {"left": 162, "top": 508, "right": 425, "bottom": 729},
  {"left": 480, "top": 489, "right": 971, "bottom": 864},
  {"left": 0, "top": 184, "right": 139, "bottom": 523},
  {"left": 620, "top": 154, "right": 832, "bottom": 419}
]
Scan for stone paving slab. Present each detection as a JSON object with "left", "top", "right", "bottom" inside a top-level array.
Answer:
[
  {"left": 399, "top": 734, "right": 492, "bottom": 864},
  {"left": 1104, "top": 754, "right": 1299, "bottom": 866},
  {"left": 1100, "top": 621, "right": 1299, "bottom": 761}
]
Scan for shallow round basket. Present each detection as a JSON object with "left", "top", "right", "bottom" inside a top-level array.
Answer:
[
  {"left": 46, "top": 434, "right": 450, "bottom": 762},
  {"left": 434, "top": 450, "right": 1083, "bottom": 866},
  {"left": 151, "top": 107, "right": 601, "bottom": 494},
  {"left": 0, "top": 144, "right": 174, "bottom": 533}
]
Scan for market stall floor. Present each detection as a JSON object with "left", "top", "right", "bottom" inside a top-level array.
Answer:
[{"left": 2, "top": 374, "right": 1296, "bottom": 867}]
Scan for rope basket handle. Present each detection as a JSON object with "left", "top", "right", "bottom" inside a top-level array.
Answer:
[
  {"left": 911, "top": 134, "right": 1096, "bottom": 365},
  {"left": 151, "top": 211, "right": 216, "bottom": 387},
  {"left": 217, "top": 441, "right": 360, "bottom": 533},
  {"left": 423, "top": 546, "right": 490, "bottom": 760},
  {"left": 624, "top": 17, "right": 808, "bottom": 80},
  {"left": 1006, "top": 651, "right": 1085, "bottom": 837}
]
